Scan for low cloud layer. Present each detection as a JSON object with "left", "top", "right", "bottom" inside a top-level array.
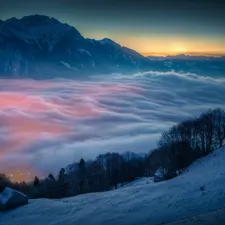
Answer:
[{"left": 0, "top": 71, "right": 225, "bottom": 181}]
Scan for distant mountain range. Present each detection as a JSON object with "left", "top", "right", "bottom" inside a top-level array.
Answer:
[
  {"left": 0, "top": 15, "right": 163, "bottom": 78},
  {"left": 147, "top": 54, "right": 225, "bottom": 77},
  {"left": 147, "top": 54, "right": 225, "bottom": 61},
  {"left": 1, "top": 15, "right": 224, "bottom": 78}
]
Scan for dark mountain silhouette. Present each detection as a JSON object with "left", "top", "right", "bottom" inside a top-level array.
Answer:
[{"left": 0, "top": 15, "right": 161, "bottom": 78}]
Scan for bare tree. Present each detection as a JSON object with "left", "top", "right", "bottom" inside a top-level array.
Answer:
[{"left": 214, "top": 108, "right": 225, "bottom": 148}]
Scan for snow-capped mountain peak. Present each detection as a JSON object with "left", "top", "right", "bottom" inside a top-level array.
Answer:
[
  {"left": 99, "top": 38, "right": 120, "bottom": 47},
  {"left": 0, "top": 15, "right": 83, "bottom": 41},
  {"left": 0, "top": 15, "right": 160, "bottom": 77}
]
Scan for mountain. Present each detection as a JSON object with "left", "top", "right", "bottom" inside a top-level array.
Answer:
[
  {"left": 147, "top": 54, "right": 225, "bottom": 61},
  {"left": 0, "top": 15, "right": 159, "bottom": 78},
  {"left": 147, "top": 54, "right": 225, "bottom": 77},
  {"left": 1, "top": 146, "right": 225, "bottom": 224}
]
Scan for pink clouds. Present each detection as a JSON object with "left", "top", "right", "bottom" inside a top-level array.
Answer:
[
  {"left": 0, "top": 92, "right": 48, "bottom": 110},
  {"left": 1, "top": 71, "right": 224, "bottom": 182},
  {"left": 0, "top": 92, "right": 102, "bottom": 117},
  {"left": 0, "top": 78, "right": 142, "bottom": 181},
  {"left": 0, "top": 115, "right": 69, "bottom": 157}
]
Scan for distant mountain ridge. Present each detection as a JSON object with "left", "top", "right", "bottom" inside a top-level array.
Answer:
[
  {"left": 147, "top": 54, "right": 225, "bottom": 61},
  {"left": 147, "top": 54, "right": 225, "bottom": 77},
  {"left": 0, "top": 15, "right": 161, "bottom": 78}
]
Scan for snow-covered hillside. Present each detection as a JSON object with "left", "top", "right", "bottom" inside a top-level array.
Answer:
[{"left": 1, "top": 147, "right": 225, "bottom": 225}]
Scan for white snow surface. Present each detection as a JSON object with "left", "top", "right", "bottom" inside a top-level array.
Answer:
[{"left": 1, "top": 146, "right": 225, "bottom": 225}]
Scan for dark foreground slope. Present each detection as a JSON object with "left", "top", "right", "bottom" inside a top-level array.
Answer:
[{"left": 1, "top": 146, "right": 225, "bottom": 225}]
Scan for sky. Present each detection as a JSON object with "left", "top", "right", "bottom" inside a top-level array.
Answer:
[{"left": 0, "top": 0, "right": 225, "bottom": 56}]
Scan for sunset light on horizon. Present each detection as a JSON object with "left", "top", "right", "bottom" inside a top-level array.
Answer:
[
  {"left": 1, "top": 0, "right": 225, "bottom": 57},
  {"left": 1, "top": 0, "right": 225, "bottom": 223}
]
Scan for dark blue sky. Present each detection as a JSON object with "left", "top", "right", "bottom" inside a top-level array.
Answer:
[{"left": 0, "top": 0, "right": 225, "bottom": 55}]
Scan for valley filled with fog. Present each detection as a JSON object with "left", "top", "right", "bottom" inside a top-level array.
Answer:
[{"left": 0, "top": 70, "right": 225, "bottom": 180}]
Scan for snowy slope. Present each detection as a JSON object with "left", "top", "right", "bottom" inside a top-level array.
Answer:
[
  {"left": 166, "top": 208, "right": 225, "bottom": 225},
  {"left": 0, "top": 147, "right": 225, "bottom": 225}
]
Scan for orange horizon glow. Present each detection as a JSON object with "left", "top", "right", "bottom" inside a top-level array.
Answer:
[
  {"left": 140, "top": 51, "right": 225, "bottom": 57},
  {"left": 86, "top": 33, "right": 225, "bottom": 58}
]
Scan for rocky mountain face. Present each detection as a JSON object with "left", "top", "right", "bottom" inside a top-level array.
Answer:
[{"left": 0, "top": 15, "right": 159, "bottom": 78}]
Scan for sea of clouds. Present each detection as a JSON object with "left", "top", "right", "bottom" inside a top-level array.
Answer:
[{"left": 0, "top": 70, "right": 225, "bottom": 180}]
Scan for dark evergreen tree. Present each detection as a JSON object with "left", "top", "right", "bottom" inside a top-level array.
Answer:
[
  {"left": 78, "top": 159, "right": 86, "bottom": 193},
  {"left": 33, "top": 176, "right": 40, "bottom": 187},
  {"left": 58, "top": 168, "right": 68, "bottom": 197}
]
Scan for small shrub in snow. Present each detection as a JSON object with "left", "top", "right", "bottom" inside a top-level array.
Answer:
[
  {"left": 200, "top": 186, "right": 205, "bottom": 191},
  {"left": 154, "top": 168, "right": 172, "bottom": 182}
]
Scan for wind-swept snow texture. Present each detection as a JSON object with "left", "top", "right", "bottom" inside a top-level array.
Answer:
[
  {"left": 165, "top": 208, "right": 225, "bottom": 225},
  {"left": 0, "top": 146, "right": 225, "bottom": 225}
]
